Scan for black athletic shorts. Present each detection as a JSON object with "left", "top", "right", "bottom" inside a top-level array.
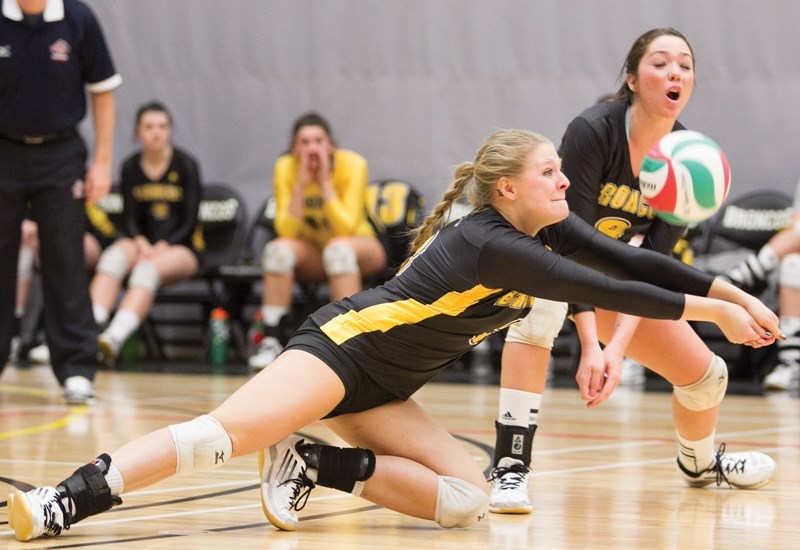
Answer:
[{"left": 284, "top": 319, "right": 402, "bottom": 418}]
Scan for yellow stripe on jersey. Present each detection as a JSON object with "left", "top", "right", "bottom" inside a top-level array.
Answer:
[{"left": 321, "top": 285, "right": 502, "bottom": 345}]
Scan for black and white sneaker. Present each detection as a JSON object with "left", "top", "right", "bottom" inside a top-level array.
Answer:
[
  {"left": 488, "top": 457, "right": 532, "bottom": 514},
  {"left": 248, "top": 336, "right": 283, "bottom": 372},
  {"left": 679, "top": 444, "right": 777, "bottom": 490},
  {"left": 724, "top": 255, "right": 770, "bottom": 296},
  {"left": 97, "top": 332, "right": 121, "bottom": 370},
  {"left": 63, "top": 376, "right": 95, "bottom": 405},
  {"left": 258, "top": 435, "right": 316, "bottom": 530},
  {"left": 8, "top": 487, "right": 70, "bottom": 542}
]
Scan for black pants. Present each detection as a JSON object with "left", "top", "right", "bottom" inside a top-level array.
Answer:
[{"left": 0, "top": 135, "right": 98, "bottom": 383}]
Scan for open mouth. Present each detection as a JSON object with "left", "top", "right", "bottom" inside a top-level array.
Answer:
[{"left": 667, "top": 89, "right": 680, "bottom": 101}]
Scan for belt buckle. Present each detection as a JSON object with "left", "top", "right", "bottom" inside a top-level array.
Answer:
[{"left": 23, "top": 135, "right": 45, "bottom": 144}]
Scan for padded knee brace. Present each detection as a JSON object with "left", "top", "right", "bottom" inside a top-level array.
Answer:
[
  {"left": 505, "top": 298, "right": 568, "bottom": 348},
  {"left": 779, "top": 253, "right": 800, "bottom": 290},
  {"left": 673, "top": 354, "right": 728, "bottom": 411},
  {"left": 434, "top": 476, "right": 488, "bottom": 528},
  {"left": 167, "top": 415, "right": 233, "bottom": 475},
  {"left": 322, "top": 242, "right": 358, "bottom": 276},
  {"left": 128, "top": 260, "right": 160, "bottom": 292},
  {"left": 96, "top": 245, "right": 129, "bottom": 280},
  {"left": 262, "top": 240, "right": 296, "bottom": 274}
]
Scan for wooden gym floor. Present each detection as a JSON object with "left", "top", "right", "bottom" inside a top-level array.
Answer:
[{"left": 0, "top": 363, "right": 798, "bottom": 549}]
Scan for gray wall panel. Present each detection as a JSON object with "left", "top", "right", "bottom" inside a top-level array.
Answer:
[{"left": 82, "top": 0, "right": 800, "bottom": 218}]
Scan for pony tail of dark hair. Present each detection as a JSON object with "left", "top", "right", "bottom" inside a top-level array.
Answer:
[{"left": 410, "top": 162, "right": 474, "bottom": 253}]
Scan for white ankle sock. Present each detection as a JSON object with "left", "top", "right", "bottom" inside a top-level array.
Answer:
[
  {"left": 105, "top": 463, "right": 124, "bottom": 496},
  {"left": 677, "top": 431, "right": 716, "bottom": 473},
  {"left": 93, "top": 304, "right": 110, "bottom": 326},
  {"left": 261, "top": 305, "right": 289, "bottom": 327},
  {"left": 498, "top": 388, "right": 540, "bottom": 428},
  {"left": 105, "top": 309, "right": 140, "bottom": 343}
]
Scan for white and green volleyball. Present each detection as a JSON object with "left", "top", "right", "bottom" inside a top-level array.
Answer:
[{"left": 639, "top": 130, "right": 731, "bottom": 224}]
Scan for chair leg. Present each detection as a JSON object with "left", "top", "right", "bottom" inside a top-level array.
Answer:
[{"left": 139, "top": 319, "right": 163, "bottom": 359}]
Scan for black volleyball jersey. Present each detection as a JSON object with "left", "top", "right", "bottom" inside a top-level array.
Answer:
[
  {"left": 560, "top": 100, "right": 687, "bottom": 254},
  {"left": 120, "top": 147, "right": 203, "bottom": 253},
  {"left": 310, "top": 208, "right": 713, "bottom": 399}
]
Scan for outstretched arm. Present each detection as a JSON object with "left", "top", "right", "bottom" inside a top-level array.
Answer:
[{"left": 681, "top": 294, "right": 778, "bottom": 346}]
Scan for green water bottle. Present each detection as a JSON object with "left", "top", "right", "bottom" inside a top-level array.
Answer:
[
  {"left": 209, "top": 307, "right": 230, "bottom": 371},
  {"left": 118, "top": 329, "right": 140, "bottom": 370}
]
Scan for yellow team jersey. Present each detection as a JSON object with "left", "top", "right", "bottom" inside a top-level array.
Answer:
[{"left": 272, "top": 149, "right": 375, "bottom": 248}]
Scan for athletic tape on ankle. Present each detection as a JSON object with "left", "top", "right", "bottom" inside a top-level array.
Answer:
[
  {"left": 673, "top": 355, "right": 727, "bottom": 411},
  {"left": 168, "top": 415, "right": 232, "bottom": 475},
  {"left": 434, "top": 476, "right": 488, "bottom": 528}
]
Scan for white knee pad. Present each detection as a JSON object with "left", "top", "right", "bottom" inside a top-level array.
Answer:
[
  {"left": 96, "top": 245, "right": 129, "bottom": 280},
  {"left": 673, "top": 355, "right": 728, "bottom": 411},
  {"left": 434, "top": 476, "right": 488, "bottom": 528},
  {"left": 779, "top": 253, "right": 800, "bottom": 290},
  {"left": 262, "top": 240, "right": 296, "bottom": 274},
  {"left": 505, "top": 298, "right": 568, "bottom": 349},
  {"left": 323, "top": 242, "right": 359, "bottom": 276},
  {"left": 128, "top": 260, "right": 160, "bottom": 292},
  {"left": 167, "top": 415, "right": 233, "bottom": 475}
]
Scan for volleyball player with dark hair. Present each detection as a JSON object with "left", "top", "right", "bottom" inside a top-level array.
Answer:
[{"left": 488, "top": 28, "right": 777, "bottom": 514}]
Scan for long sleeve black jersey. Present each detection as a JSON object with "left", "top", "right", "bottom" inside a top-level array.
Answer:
[
  {"left": 120, "top": 147, "right": 203, "bottom": 253},
  {"left": 310, "top": 208, "right": 713, "bottom": 400}
]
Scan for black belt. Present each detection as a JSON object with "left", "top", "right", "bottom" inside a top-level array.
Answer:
[{"left": 0, "top": 128, "right": 78, "bottom": 145}]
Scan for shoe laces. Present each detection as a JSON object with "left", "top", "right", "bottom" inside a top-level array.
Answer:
[
  {"left": 488, "top": 461, "right": 529, "bottom": 490},
  {"left": 41, "top": 489, "right": 71, "bottom": 535},
  {"left": 279, "top": 467, "right": 316, "bottom": 512},
  {"left": 705, "top": 443, "right": 747, "bottom": 487}
]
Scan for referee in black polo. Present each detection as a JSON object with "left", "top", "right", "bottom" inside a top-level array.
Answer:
[{"left": 0, "top": 0, "right": 121, "bottom": 403}]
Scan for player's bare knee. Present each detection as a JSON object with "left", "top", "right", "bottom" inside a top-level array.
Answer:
[
  {"left": 323, "top": 242, "right": 359, "bottom": 277},
  {"left": 262, "top": 240, "right": 296, "bottom": 274},
  {"left": 779, "top": 253, "right": 800, "bottom": 290},
  {"left": 128, "top": 260, "right": 160, "bottom": 293},
  {"left": 434, "top": 476, "right": 489, "bottom": 528},
  {"left": 673, "top": 354, "right": 728, "bottom": 411},
  {"left": 167, "top": 415, "right": 233, "bottom": 475},
  {"left": 96, "top": 245, "right": 129, "bottom": 280}
]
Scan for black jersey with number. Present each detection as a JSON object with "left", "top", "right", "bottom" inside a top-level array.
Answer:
[
  {"left": 310, "top": 208, "right": 713, "bottom": 400},
  {"left": 560, "top": 99, "right": 687, "bottom": 253},
  {"left": 120, "top": 147, "right": 203, "bottom": 254}
]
